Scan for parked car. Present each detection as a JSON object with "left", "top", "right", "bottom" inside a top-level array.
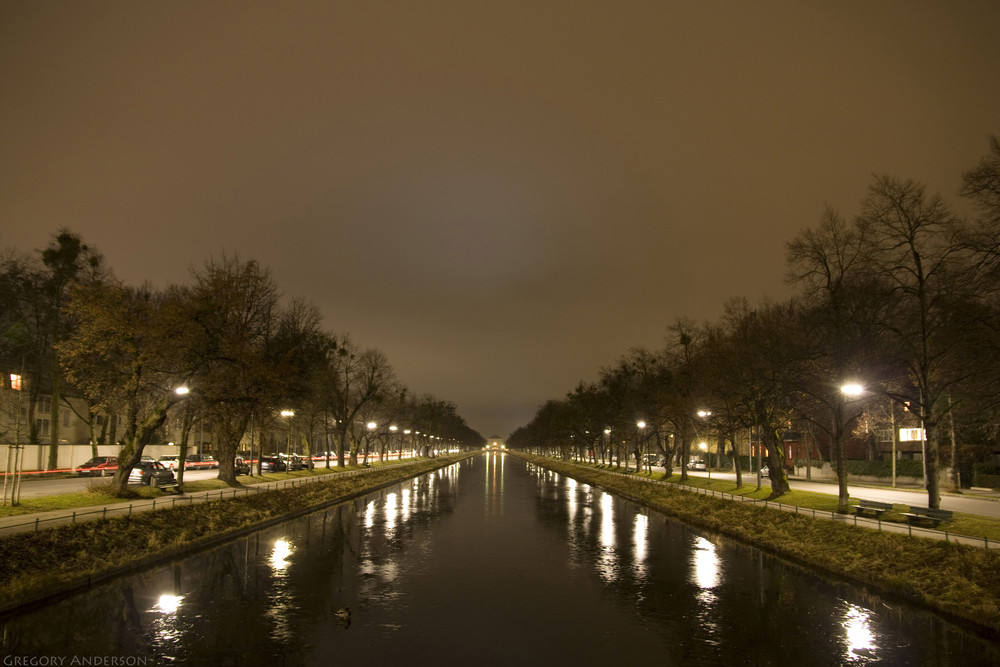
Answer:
[
  {"left": 691, "top": 459, "right": 707, "bottom": 471},
  {"left": 234, "top": 457, "right": 250, "bottom": 475},
  {"left": 75, "top": 456, "right": 118, "bottom": 477},
  {"left": 140, "top": 455, "right": 156, "bottom": 463},
  {"left": 184, "top": 455, "right": 218, "bottom": 470},
  {"left": 759, "top": 465, "right": 770, "bottom": 477},
  {"left": 129, "top": 461, "right": 176, "bottom": 487},
  {"left": 280, "top": 454, "right": 303, "bottom": 471},
  {"left": 259, "top": 456, "right": 286, "bottom": 473},
  {"left": 158, "top": 455, "right": 181, "bottom": 470}
]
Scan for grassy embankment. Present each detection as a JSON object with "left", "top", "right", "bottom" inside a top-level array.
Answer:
[
  {"left": 0, "top": 458, "right": 426, "bottom": 517},
  {"left": 516, "top": 453, "right": 1000, "bottom": 637},
  {"left": 0, "top": 454, "right": 471, "bottom": 614}
]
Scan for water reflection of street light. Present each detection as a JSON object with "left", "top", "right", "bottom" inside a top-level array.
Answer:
[{"left": 270, "top": 538, "right": 293, "bottom": 571}]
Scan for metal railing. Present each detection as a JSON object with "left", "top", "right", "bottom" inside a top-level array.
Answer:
[
  {"left": 0, "top": 463, "right": 397, "bottom": 536},
  {"left": 569, "top": 464, "right": 998, "bottom": 550}
]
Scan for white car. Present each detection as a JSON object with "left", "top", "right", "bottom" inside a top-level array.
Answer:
[{"left": 158, "top": 455, "right": 180, "bottom": 470}]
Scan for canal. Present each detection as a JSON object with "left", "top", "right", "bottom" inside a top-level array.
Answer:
[{"left": 2, "top": 453, "right": 997, "bottom": 665}]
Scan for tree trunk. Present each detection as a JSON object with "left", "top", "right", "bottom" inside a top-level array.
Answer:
[
  {"left": 834, "top": 402, "right": 850, "bottom": 513},
  {"left": 175, "top": 408, "right": 194, "bottom": 492},
  {"left": 925, "top": 421, "right": 941, "bottom": 509},
  {"left": 679, "top": 433, "right": 691, "bottom": 481},
  {"left": 109, "top": 399, "right": 171, "bottom": 494},
  {"left": 764, "top": 426, "right": 790, "bottom": 499},
  {"left": 47, "top": 365, "right": 60, "bottom": 470}
]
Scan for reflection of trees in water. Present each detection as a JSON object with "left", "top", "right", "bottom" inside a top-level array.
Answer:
[{"left": 2, "top": 461, "right": 469, "bottom": 660}]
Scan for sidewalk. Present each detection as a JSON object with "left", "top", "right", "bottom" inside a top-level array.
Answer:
[{"left": 788, "top": 473, "right": 1000, "bottom": 498}]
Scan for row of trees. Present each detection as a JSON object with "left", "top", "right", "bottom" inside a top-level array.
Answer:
[
  {"left": 1, "top": 244, "right": 484, "bottom": 494},
  {"left": 509, "top": 136, "right": 1000, "bottom": 512}
]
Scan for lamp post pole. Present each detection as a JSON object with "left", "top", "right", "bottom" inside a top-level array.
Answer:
[
  {"left": 636, "top": 421, "right": 647, "bottom": 474},
  {"left": 281, "top": 410, "right": 294, "bottom": 471}
]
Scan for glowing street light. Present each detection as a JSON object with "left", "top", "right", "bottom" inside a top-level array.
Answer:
[
  {"left": 636, "top": 420, "right": 647, "bottom": 473},
  {"left": 841, "top": 383, "right": 864, "bottom": 397},
  {"left": 280, "top": 410, "right": 294, "bottom": 466}
]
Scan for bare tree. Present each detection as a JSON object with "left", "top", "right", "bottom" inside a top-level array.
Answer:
[{"left": 857, "top": 175, "right": 975, "bottom": 509}]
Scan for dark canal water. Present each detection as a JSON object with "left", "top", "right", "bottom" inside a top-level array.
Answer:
[{"left": 2, "top": 453, "right": 998, "bottom": 665}]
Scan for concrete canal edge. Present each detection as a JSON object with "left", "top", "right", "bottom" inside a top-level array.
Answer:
[{"left": 0, "top": 453, "right": 477, "bottom": 618}]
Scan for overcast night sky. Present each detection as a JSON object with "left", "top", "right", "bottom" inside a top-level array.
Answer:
[{"left": 2, "top": 1, "right": 998, "bottom": 438}]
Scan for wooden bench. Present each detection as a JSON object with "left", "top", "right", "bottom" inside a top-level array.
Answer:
[
  {"left": 853, "top": 499, "right": 894, "bottom": 518},
  {"left": 155, "top": 481, "right": 181, "bottom": 494},
  {"left": 900, "top": 506, "right": 953, "bottom": 527}
]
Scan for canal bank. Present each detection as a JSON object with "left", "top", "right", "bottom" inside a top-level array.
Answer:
[
  {"left": 0, "top": 453, "right": 475, "bottom": 615},
  {"left": 4, "top": 453, "right": 996, "bottom": 665},
  {"left": 515, "top": 452, "right": 1000, "bottom": 638}
]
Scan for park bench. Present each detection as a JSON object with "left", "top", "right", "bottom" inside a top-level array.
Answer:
[
  {"left": 154, "top": 481, "right": 181, "bottom": 494},
  {"left": 853, "top": 499, "right": 894, "bottom": 518},
  {"left": 900, "top": 506, "right": 953, "bottom": 528}
]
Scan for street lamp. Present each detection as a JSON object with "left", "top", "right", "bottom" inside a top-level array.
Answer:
[
  {"left": 696, "top": 410, "right": 712, "bottom": 470},
  {"left": 700, "top": 441, "right": 710, "bottom": 480},
  {"left": 389, "top": 425, "right": 398, "bottom": 460},
  {"left": 841, "top": 383, "right": 864, "bottom": 398},
  {"left": 636, "top": 421, "right": 647, "bottom": 474},
  {"left": 281, "top": 410, "right": 294, "bottom": 469}
]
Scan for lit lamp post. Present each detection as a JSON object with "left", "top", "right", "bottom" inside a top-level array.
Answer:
[
  {"left": 603, "top": 428, "right": 611, "bottom": 467},
  {"left": 281, "top": 410, "right": 294, "bottom": 471},
  {"left": 389, "top": 425, "right": 398, "bottom": 460},
  {"left": 696, "top": 409, "right": 712, "bottom": 466},
  {"left": 636, "top": 421, "right": 647, "bottom": 474},
  {"left": 835, "top": 383, "right": 865, "bottom": 511},
  {"left": 173, "top": 386, "right": 192, "bottom": 488},
  {"left": 367, "top": 421, "right": 377, "bottom": 465},
  {"left": 699, "top": 441, "right": 710, "bottom": 480}
]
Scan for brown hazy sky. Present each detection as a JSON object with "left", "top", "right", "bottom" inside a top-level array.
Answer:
[{"left": 2, "top": 1, "right": 998, "bottom": 437}]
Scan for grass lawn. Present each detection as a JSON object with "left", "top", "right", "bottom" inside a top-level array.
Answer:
[{"left": 593, "top": 463, "right": 1000, "bottom": 542}]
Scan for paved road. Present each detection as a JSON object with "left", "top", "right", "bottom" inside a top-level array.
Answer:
[
  {"left": 3, "top": 468, "right": 228, "bottom": 499},
  {"left": 685, "top": 470, "right": 1000, "bottom": 518}
]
